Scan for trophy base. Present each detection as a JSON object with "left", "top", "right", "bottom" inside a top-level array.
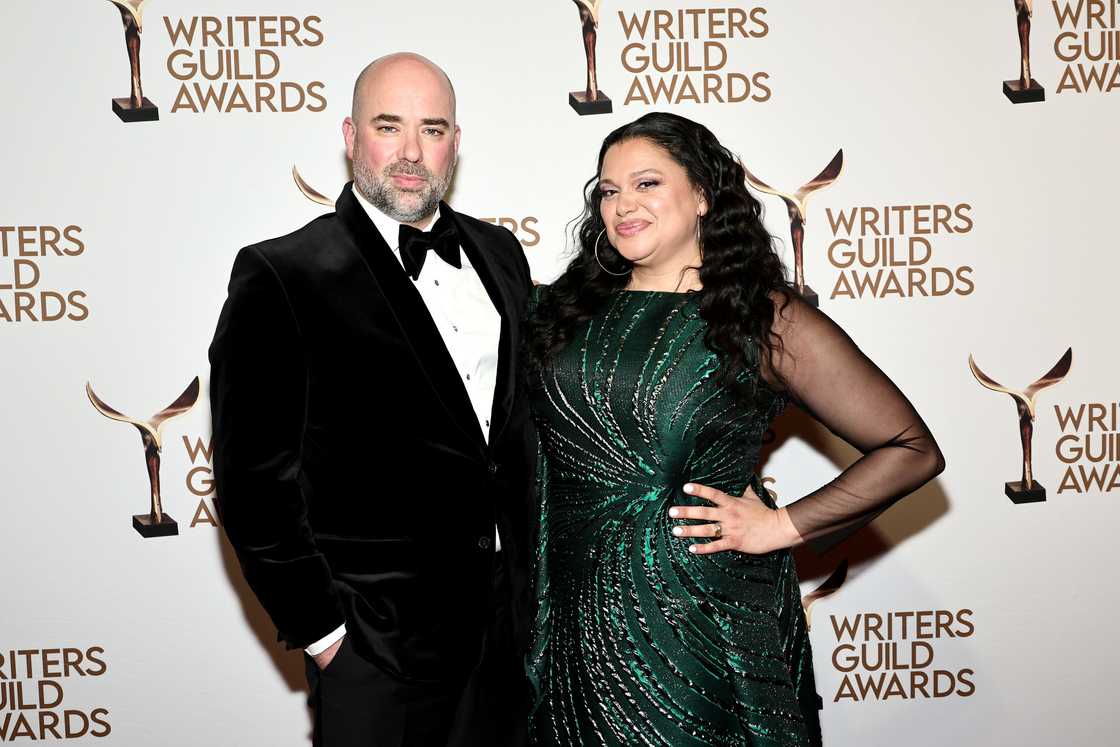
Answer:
[
  {"left": 1004, "top": 480, "right": 1046, "bottom": 504},
  {"left": 569, "top": 91, "right": 613, "bottom": 116},
  {"left": 795, "top": 285, "right": 819, "bottom": 308},
  {"left": 133, "top": 512, "right": 179, "bottom": 538},
  {"left": 113, "top": 97, "right": 160, "bottom": 122},
  {"left": 1002, "top": 79, "right": 1045, "bottom": 104}
]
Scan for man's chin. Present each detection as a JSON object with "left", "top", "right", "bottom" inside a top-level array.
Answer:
[
  {"left": 386, "top": 187, "right": 430, "bottom": 205},
  {"left": 358, "top": 178, "right": 442, "bottom": 222},
  {"left": 391, "top": 194, "right": 436, "bottom": 215}
]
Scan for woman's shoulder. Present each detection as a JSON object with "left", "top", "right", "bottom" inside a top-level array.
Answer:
[{"left": 768, "top": 287, "right": 834, "bottom": 333}]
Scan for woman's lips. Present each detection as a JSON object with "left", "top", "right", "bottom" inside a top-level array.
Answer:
[{"left": 615, "top": 221, "right": 649, "bottom": 238}]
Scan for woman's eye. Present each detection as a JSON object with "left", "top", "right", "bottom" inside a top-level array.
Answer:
[
  {"left": 637, "top": 180, "right": 659, "bottom": 189},
  {"left": 600, "top": 188, "right": 617, "bottom": 198}
]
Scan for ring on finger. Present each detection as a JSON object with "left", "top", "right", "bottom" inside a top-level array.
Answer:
[{"left": 712, "top": 522, "right": 722, "bottom": 539}]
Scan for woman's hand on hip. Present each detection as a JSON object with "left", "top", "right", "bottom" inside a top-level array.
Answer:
[{"left": 668, "top": 482, "right": 802, "bottom": 555}]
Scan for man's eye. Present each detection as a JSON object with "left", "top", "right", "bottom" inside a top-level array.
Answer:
[
  {"left": 423, "top": 128, "right": 445, "bottom": 136},
  {"left": 377, "top": 126, "right": 398, "bottom": 133}
]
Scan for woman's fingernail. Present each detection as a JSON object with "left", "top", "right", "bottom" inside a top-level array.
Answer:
[
  {"left": 683, "top": 484, "right": 694, "bottom": 494},
  {"left": 672, "top": 526, "right": 682, "bottom": 536},
  {"left": 668, "top": 508, "right": 679, "bottom": 518}
]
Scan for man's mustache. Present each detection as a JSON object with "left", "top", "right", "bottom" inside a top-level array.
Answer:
[{"left": 384, "top": 162, "right": 431, "bottom": 180}]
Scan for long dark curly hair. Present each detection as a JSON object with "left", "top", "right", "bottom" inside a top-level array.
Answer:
[{"left": 527, "top": 112, "right": 792, "bottom": 401}]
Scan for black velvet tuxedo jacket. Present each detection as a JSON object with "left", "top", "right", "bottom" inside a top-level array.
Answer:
[{"left": 209, "top": 183, "right": 536, "bottom": 682}]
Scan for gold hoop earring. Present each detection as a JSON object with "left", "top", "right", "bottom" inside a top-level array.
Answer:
[{"left": 594, "top": 229, "right": 632, "bottom": 277}]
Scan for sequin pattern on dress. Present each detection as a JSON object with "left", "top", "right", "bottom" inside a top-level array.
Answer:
[{"left": 528, "top": 290, "right": 821, "bottom": 746}]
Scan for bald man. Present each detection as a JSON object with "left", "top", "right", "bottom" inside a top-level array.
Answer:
[{"left": 210, "top": 53, "right": 535, "bottom": 746}]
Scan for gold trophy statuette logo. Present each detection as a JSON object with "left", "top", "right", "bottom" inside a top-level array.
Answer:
[
  {"left": 969, "top": 348, "right": 1072, "bottom": 503},
  {"left": 107, "top": 0, "right": 159, "bottom": 121},
  {"left": 292, "top": 165, "right": 336, "bottom": 207},
  {"left": 1003, "top": 0, "right": 1045, "bottom": 103},
  {"left": 744, "top": 149, "right": 844, "bottom": 308},
  {"left": 568, "top": 0, "right": 612, "bottom": 115},
  {"left": 801, "top": 559, "right": 848, "bottom": 632},
  {"left": 86, "top": 377, "right": 200, "bottom": 537}
]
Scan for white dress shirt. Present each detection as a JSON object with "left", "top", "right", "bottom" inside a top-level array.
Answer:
[{"left": 306, "top": 190, "right": 502, "bottom": 657}]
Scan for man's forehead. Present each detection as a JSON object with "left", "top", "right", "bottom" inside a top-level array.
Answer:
[
  {"left": 358, "top": 82, "right": 454, "bottom": 121},
  {"left": 360, "top": 100, "right": 455, "bottom": 124}
]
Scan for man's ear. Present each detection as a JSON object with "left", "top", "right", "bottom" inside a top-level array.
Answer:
[{"left": 342, "top": 117, "right": 356, "bottom": 160}]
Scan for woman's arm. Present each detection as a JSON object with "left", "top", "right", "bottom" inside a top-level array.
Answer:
[
  {"left": 762, "top": 292, "right": 946, "bottom": 547},
  {"left": 670, "top": 292, "right": 945, "bottom": 554}
]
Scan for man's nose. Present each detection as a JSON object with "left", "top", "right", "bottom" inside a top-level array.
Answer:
[{"left": 399, "top": 130, "right": 422, "bottom": 163}]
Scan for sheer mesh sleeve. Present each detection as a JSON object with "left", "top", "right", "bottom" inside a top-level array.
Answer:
[{"left": 762, "top": 293, "right": 945, "bottom": 549}]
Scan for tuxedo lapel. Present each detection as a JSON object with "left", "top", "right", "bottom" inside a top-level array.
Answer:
[
  {"left": 335, "top": 186, "right": 486, "bottom": 451},
  {"left": 444, "top": 205, "right": 516, "bottom": 446}
]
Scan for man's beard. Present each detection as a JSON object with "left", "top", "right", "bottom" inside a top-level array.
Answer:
[{"left": 352, "top": 147, "right": 455, "bottom": 224}]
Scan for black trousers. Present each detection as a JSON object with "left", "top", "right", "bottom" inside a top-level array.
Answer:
[{"left": 304, "top": 560, "right": 527, "bottom": 747}]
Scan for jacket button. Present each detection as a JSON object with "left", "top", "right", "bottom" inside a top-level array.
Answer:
[
  {"left": 488, "top": 461, "right": 499, "bottom": 476},
  {"left": 478, "top": 536, "right": 491, "bottom": 550}
]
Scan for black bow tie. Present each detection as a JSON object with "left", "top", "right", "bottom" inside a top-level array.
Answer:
[{"left": 398, "top": 215, "right": 461, "bottom": 281}]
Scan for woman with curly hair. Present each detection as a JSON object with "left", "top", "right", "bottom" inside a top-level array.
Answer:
[{"left": 525, "top": 112, "right": 945, "bottom": 746}]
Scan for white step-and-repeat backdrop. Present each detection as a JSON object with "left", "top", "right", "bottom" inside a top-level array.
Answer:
[{"left": 3, "top": 1, "right": 1116, "bottom": 744}]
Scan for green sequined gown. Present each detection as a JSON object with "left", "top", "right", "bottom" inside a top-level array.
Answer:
[{"left": 527, "top": 290, "right": 821, "bottom": 746}]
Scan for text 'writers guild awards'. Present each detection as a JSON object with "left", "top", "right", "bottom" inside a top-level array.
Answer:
[
  {"left": 969, "top": 349, "right": 1072, "bottom": 503},
  {"left": 1003, "top": 0, "right": 1045, "bottom": 103},
  {"left": 106, "top": 0, "right": 158, "bottom": 121},
  {"left": 568, "top": 0, "right": 612, "bottom": 115},
  {"left": 86, "top": 377, "right": 200, "bottom": 537},
  {"left": 744, "top": 150, "right": 844, "bottom": 308}
]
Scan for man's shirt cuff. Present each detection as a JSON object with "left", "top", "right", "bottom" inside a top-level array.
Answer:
[{"left": 304, "top": 623, "right": 347, "bottom": 656}]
